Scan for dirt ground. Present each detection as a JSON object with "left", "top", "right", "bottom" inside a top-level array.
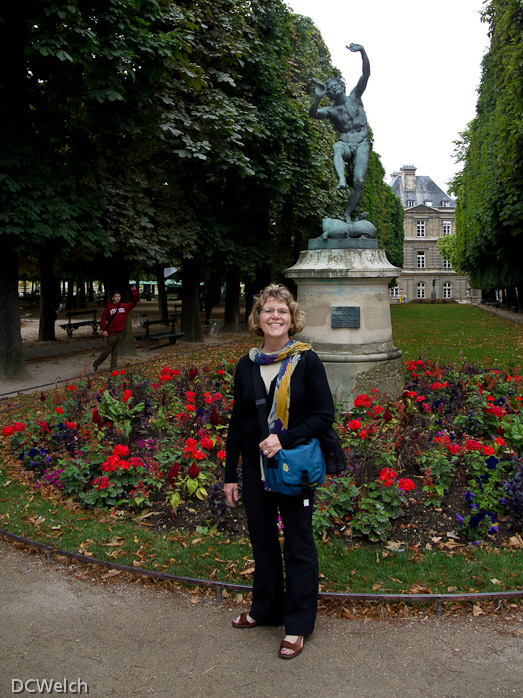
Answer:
[{"left": 1, "top": 303, "right": 523, "bottom": 697}]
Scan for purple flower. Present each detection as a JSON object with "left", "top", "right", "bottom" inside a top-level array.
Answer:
[
  {"left": 488, "top": 525, "right": 499, "bottom": 534},
  {"left": 456, "top": 513, "right": 465, "bottom": 526}
]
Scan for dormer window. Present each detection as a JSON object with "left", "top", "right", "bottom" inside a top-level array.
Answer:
[
  {"left": 407, "top": 200, "right": 415, "bottom": 207},
  {"left": 425, "top": 201, "right": 433, "bottom": 207}
]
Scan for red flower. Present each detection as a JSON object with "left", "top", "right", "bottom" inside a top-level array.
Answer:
[
  {"left": 94, "top": 476, "right": 111, "bottom": 491},
  {"left": 348, "top": 419, "right": 362, "bottom": 431},
  {"left": 354, "top": 394, "right": 372, "bottom": 408},
  {"left": 188, "top": 367, "right": 198, "bottom": 381},
  {"left": 398, "top": 478, "right": 415, "bottom": 492},
  {"left": 383, "top": 406, "right": 393, "bottom": 422},
  {"left": 129, "top": 457, "right": 145, "bottom": 469},
  {"left": 209, "top": 407, "right": 220, "bottom": 426},
  {"left": 55, "top": 406, "right": 64, "bottom": 414},
  {"left": 217, "top": 450, "right": 226, "bottom": 461},
  {"left": 188, "top": 463, "right": 200, "bottom": 479},
  {"left": 483, "top": 446, "right": 495, "bottom": 456},
  {"left": 92, "top": 407, "right": 102, "bottom": 424},
  {"left": 65, "top": 421, "right": 77, "bottom": 430},
  {"left": 494, "top": 437, "right": 506, "bottom": 447},
  {"left": 167, "top": 463, "right": 180, "bottom": 485},
  {"left": 200, "top": 437, "right": 214, "bottom": 450},
  {"left": 1, "top": 425, "right": 14, "bottom": 437},
  {"left": 379, "top": 468, "right": 397, "bottom": 487},
  {"left": 113, "top": 444, "right": 130, "bottom": 457},
  {"left": 13, "top": 422, "right": 26, "bottom": 432},
  {"left": 66, "top": 384, "right": 76, "bottom": 392}
]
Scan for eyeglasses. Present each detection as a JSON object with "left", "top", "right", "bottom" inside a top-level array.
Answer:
[{"left": 260, "top": 308, "right": 290, "bottom": 317}]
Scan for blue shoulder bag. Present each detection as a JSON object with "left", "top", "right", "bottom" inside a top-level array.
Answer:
[{"left": 252, "top": 363, "right": 326, "bottom": 496}]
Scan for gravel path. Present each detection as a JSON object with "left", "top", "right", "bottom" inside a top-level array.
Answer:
[{"left": 1, "top": 540, "right": 522, "bottom": 698}]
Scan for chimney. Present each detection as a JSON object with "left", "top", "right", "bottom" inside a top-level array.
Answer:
[{"left": 401, "top": 165, "right": 416, "bottom": 192}]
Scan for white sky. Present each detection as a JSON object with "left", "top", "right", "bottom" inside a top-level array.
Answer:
[{"left": 287, "top": 0, "right": 490, "bottom": 192}]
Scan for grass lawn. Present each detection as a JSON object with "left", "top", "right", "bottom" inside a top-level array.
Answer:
[{"left": 391, "top": 303, "right": 523, "bottom": 370}]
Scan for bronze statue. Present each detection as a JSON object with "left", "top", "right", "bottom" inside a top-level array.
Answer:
[{"left": 309, "top": 44, "right": 370, "bottom": 225}]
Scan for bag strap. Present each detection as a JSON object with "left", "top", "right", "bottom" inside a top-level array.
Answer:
[
  {"left": 252, "top": 363, "right": 270, "bottom": 440},
  {"left": 105, "top": 303, "right": 120, "bottom": 329}
]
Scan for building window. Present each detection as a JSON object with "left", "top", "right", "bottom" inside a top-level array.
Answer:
[
  {"left": 417, "top": 251, "right": 426, "bottom": 269},
  {"left": 390, "top": 285, "right": 399, "bottom": 298},
  {"left": 425, "top": 200, "right": 433, "bottom": 207},
  {"left": 417, "top": 282, "right": 426, "bottom": 299},
  {"left": 441, "top": 200, "right": 450, "bottom": 207},
  {"left": 416, "top": 220, "right": 426, "bottom": 237},
  {"left": 407, "top": 200, "right": 415, "bottom": 207},
  {"left": 443, "top": 257, "right": 452, "bottom": 269},
  {"left": 443, "top": 282, "right": 452, "bottom": 299},
  {"left": 443, "top": 221, "right": 452, "bottom": 236}
]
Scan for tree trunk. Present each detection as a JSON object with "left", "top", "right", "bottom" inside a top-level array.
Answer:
[
  {"left": 224, "top": 267, "right": 241, "bottom": 332},
  {"left": 506, "top": 286, "right": 518, "bottom": 313},
  {"left": 244, "top": 265, "right": 271, "bottom": 324},
  {"left": 65, "top": 280, "right": 75, "bottom": 310},
  {"left": 517, "top": 285, "right": 523, "bottom": 314},
  {"left": 156, "top": 265, "right": 168, "bottom": 321},
  {"left": 0, "top": 239, "right": 30, "bottom": 380},
  {"left": 181, "top": 257, "right": 203, "bottom": 342},
  {"left": 38, "top": 252, "right": 58, "bottom": 341}
]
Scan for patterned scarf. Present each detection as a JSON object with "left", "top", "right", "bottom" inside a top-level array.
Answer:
[{"left": 249, "top": 340, "right": 311, "bottom": 434}]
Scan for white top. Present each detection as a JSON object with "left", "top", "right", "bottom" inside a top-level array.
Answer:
[{"left": 260, "top": 362, "right": 280, "bottom": 393}]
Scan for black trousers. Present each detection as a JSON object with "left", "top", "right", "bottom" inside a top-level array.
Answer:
[{"left": 242, "top": 462, "right": 318, "bottom": 636}]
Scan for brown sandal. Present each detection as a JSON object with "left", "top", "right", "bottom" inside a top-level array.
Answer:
[
  {"left": 232, "top": 612, "right": 259, "bottom": 629},
  {"left": 278, "top": 635, "right": 305, "bottom": 660}
]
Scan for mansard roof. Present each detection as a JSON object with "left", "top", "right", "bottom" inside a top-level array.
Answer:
[{"left": 389, "top": 172, "right": 456, "bottom": 209}]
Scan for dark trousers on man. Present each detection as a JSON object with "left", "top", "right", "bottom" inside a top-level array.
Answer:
[
  {"left": 93, "top": 332, "right": 123, "bottom": 371},
  {"left": 242, "top": 463, "right": 319, "bottom": 636}
]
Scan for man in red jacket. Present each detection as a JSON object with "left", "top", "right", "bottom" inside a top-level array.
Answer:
[{"left": 91, "top": 286, "right": 139, "bottom": 372}]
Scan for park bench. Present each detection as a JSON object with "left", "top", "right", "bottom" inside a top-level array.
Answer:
[
  {"left": 60, "top": 310, "right": 99, "bottom": 338},
  {"left": 135, "top": 313, "right": 184, "bottom": 349}
]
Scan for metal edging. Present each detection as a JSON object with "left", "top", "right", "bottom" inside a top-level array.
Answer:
[{"left": 2, "top": 528, "right": 522, "bottom": 619}]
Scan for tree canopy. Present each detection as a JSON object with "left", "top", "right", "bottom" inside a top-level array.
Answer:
[
  {"left": 0, "top": 0, "right": 403, "bottom": 375},
  {"left": 450, "top": 0, "right": 522, "bottom": 295}
]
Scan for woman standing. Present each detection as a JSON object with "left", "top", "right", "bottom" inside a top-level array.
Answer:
[{"left": 224, "top": 284, "right": 334, "bottom": 660}]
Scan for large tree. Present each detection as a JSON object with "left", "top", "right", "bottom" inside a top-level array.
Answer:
[{"left": 450, "top": 0, "right": 523, "bottom": 307}]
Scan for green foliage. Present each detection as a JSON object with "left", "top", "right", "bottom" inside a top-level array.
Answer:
[{"left": 450, "top": 0, "right": 523, "bottom": 291}]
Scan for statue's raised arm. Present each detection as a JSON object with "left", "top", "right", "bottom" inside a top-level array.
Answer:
[{"left": 346, "top": 43, "right": 370, "bottom": 98}]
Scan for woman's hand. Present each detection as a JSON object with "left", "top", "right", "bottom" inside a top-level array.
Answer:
[
  {"left": 224, "top": 482, "right": 239, "bottom": 508},
  {"left": 259, "top": 434, "right": 282, "bottom": 459}
]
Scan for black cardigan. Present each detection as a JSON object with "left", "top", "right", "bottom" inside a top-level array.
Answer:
[{"left": 224, "top": 350, "right": 335, "bottom": 483}]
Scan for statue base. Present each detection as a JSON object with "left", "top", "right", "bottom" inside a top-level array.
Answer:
[
  {"left": 285, "top": 247, "right": 403, "bottom": 409},
  {"left": 308, "top": 237, "right": 378, "bottom": 250}
]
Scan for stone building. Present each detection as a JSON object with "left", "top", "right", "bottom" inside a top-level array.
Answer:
[{"left": 389, "top": 165, "right": 478, "bottom": 303}]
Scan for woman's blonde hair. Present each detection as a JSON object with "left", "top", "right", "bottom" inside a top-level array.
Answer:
[{"left": 248, "top": 284, "right": 306, "bottom": 338}]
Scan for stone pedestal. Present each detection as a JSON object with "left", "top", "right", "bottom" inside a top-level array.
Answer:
[{"left": 285, "top": 245, "right": 403, "bottom": 408}]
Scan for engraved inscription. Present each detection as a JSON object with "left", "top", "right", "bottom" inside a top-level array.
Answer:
[{"left": 331, "top": 306, "right": 360, "bottom": 328}]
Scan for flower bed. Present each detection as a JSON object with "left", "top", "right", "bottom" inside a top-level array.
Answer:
[{"left": 2, "top": 357, "right": 522, "bottom": 546}]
